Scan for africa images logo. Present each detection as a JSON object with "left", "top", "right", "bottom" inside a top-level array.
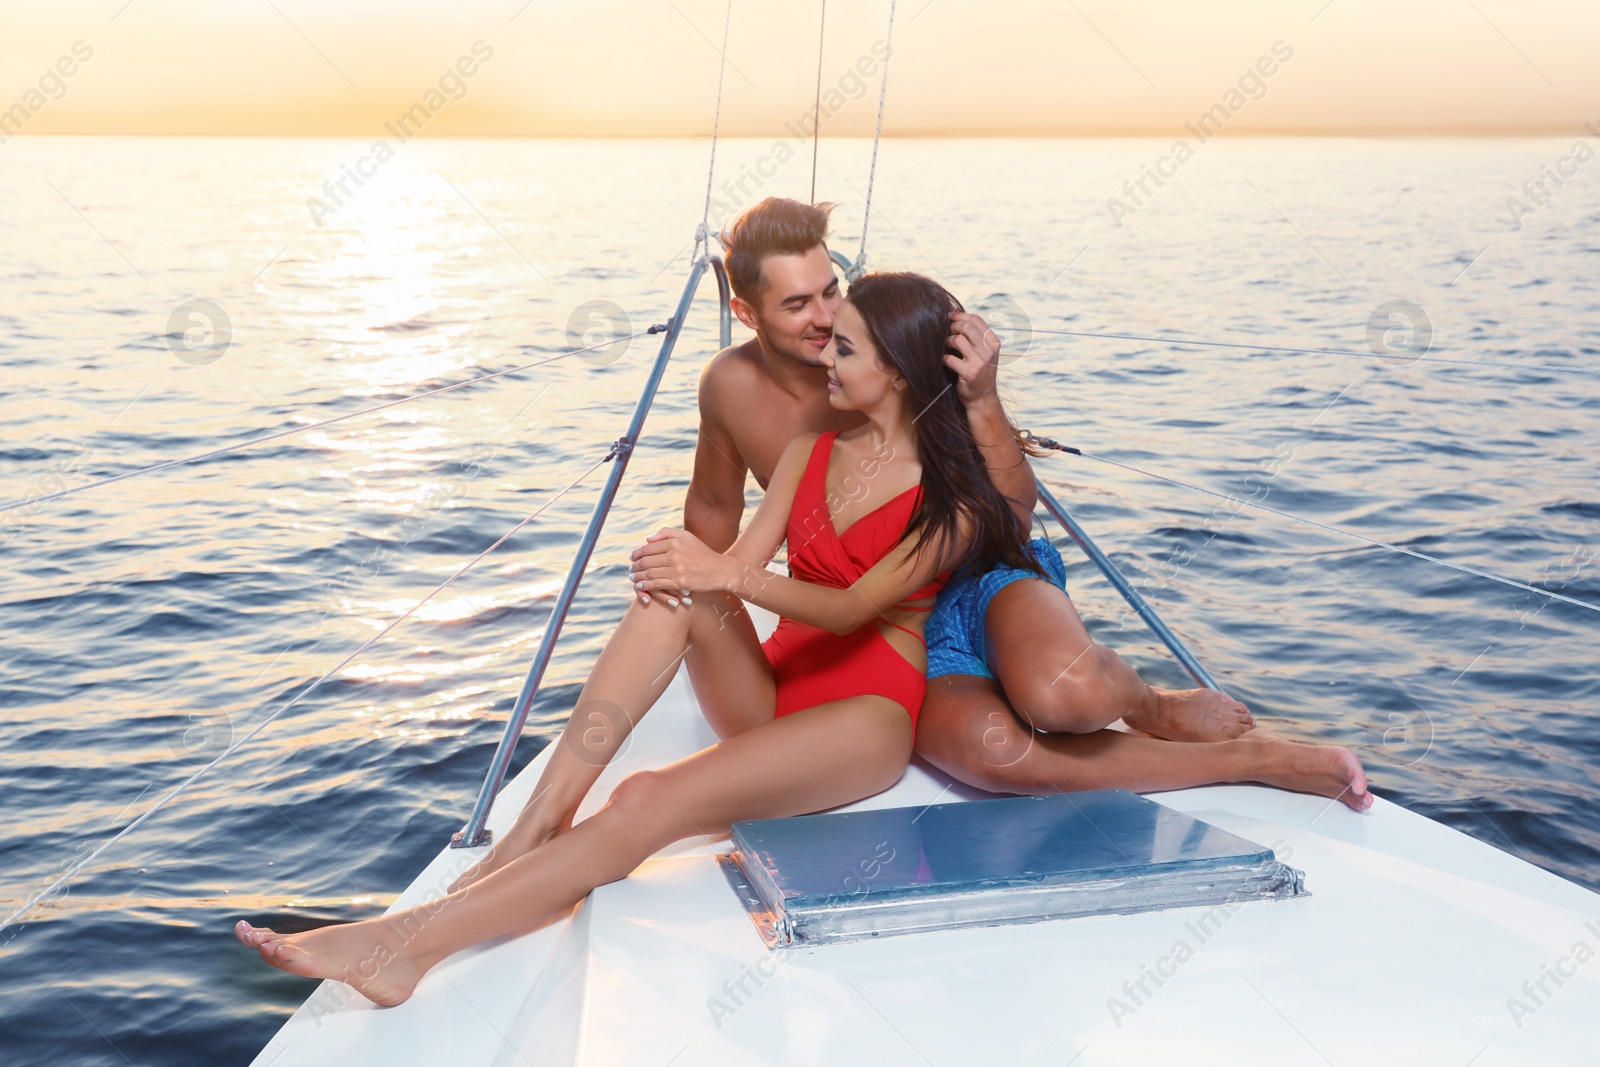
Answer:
[
  {"left": 1104, "top": 40, "right": 1295, "bottom": 228},
  {"left": 306, "top": 41, "right": 494, "bottom": 226}
]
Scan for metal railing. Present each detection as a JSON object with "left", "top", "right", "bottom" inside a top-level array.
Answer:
[
  {"left": 828, "top": 248, "right": 860, "bottom": 282},
  {"left": 1034, "top": 480, "right": 1221, "bottom": 691},
  {"left": 453, "top": 253, "right": 729, "bottom": 848},
  {"left": 452, "top": 257, "right": 1220, "bottom": 845},
  {"left": 709, "top": 253, "right": 732, "bottom": 348}
]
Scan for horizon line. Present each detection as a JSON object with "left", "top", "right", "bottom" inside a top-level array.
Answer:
[{"left": 6, "top": 126, "right": 1598, "bottom": 140}]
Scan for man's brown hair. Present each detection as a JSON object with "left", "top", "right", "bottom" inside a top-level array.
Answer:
[{"left": 720, "top": 198, "right": 834, "bottom": 303}]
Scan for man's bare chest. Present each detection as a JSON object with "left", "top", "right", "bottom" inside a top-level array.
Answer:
[{"left": 726, "top": 403, "right": 862, "bottom": 490}]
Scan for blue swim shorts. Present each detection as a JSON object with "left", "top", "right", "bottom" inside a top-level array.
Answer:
[{"left": 925, "top": 537, "right": 1069, "bottom": 681}]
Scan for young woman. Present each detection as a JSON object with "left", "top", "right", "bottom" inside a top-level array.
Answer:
[{"left": 235, "top": 272, "right": 1045, "bottom": 1005}]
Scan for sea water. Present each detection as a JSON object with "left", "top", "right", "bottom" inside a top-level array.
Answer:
[{"left": 0, "top": 136, "right": 1596, "bottom": 1064}]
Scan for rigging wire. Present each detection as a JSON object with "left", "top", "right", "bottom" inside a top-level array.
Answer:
[
  {"left": 1029, "top": 326, "right": 1600, "bottom": 378},
  {"left": 852, "top": 0, "right": 898, "bottom": 278},
  {"left": 0, "top": 447, "right": 619, "bottom": 936},
  {"left": 809, "top": 0, "right": 827, "bottom": 204},
  {"left": 0, "top": 328, "right": 656, "bottom": 517},
  {"left": 5, "top": 0, "right": 830, "bottom": 936},
  {"left": 696, "top": 0, "right": 735, "bottom": 259},
  {"left": 1020, "top": 432, "right": 1600, "bottom": 618}
]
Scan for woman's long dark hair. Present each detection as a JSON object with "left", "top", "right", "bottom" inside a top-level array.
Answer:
[{"left": 845, "top": 271, "right": 1045, "bottom": 581}]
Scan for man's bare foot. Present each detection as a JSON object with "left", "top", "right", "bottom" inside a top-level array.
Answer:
[
  {"left": 235, "top": 919, "right": 433, "bottom": 1007},
  {"left": 1124, "top": 687, "right": 1254, "bottom": 742},
  {"left": 1232, "top": 724, "right": 1373, "bottom": 812}
]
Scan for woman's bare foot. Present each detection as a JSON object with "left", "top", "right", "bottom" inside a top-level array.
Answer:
[
  {"left": 1231, "top": 724, "right": 1372, "bottom": 812},
  {"left": 235, "top": 919, "right": 434, "bottom": 1007},
  {"left": 1124, "top": 687, "right": 1254, "bottom": 742}
]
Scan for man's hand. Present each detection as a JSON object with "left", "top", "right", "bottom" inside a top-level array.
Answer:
[
  {"left": 944, "top": 311, "right": 1003, "bottom": 408},
  {"left": 628, "top": 528, "right": 735, "bottom": 606}
]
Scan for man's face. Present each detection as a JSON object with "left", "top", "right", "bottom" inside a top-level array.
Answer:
[{"left": 738, "top": 246, "right": 842, "bottom": 368}]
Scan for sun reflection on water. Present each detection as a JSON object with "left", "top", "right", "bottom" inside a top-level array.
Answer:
[
  {"left": 340, "top": 652, "right": 495, "bottom": 683},
  {"left": 286, "top": 164, "right": 478, "bottom": 394}
]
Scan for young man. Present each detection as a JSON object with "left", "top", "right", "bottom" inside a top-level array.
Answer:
[{"left": 684, "top": 197, "right": 1370, "bottom": 810}]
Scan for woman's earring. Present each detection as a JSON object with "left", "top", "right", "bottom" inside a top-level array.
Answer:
[{"left": 894, "top": 380, "right": 906, "bottom": 390}]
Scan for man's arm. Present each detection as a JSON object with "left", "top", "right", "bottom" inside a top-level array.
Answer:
[
  {"left": 946, "top": 313, "right": 1037, "bottom": 538},
  {"left": 682, "top": 363, "right": 749, "bottom": 552}
]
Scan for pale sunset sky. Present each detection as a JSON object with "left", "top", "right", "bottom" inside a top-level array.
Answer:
[{"left": 2, "top": 0, "right": 1597, "bottom": 137}]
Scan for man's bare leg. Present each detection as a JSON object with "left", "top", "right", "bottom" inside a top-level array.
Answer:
[
  {"left": 916, "top": 673, "right": 1370, "bottom": 810},
  {"left": 449, "top": 587, "right": 775, "bottom": 892},
  {"left": 983, "top": 578, "right": 1253, "bottom": 742}
]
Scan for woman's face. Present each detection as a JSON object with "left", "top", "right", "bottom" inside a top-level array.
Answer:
[{"left": 821, "top": 300, "right": 901, "bottom": 411}]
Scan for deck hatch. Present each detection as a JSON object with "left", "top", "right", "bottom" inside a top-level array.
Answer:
[{"left": 719, "top": 789, "right": 1307, "bottom": 948}]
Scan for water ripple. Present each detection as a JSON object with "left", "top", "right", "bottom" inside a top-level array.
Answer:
[{"left": 1, "top": 136, "right": 1596, "bottom": 1066}]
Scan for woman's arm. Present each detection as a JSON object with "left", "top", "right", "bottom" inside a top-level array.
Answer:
[
  {"left": 629, "top": 434, "right": 815, "bottom": 603},
  {"left": 635, "top": 501, "right": 971, "bottom": 636},
  {"left": 724, "top": 433, "right": 814, "bottom": 569},
  {"left": 724, "top": 518, "right": 963, "bottom": 634}
]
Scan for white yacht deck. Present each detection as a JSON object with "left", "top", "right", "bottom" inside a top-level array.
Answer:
[{"left": 253, "top": 602, "right": 1600, "bottom": 1066}]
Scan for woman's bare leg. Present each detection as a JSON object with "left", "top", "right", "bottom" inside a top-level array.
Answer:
[
  {"left": 238, "top": 698, "right": 913, "bottom": 1006},
  {"left": 451, "top": 590, "right": 776, "bottom": 891},
  {"left": 915, "top": 673, "right": 1369, "bottom": 809},
  {"left": 983, "top": 578, "right": 1252, "bottom": 741}
]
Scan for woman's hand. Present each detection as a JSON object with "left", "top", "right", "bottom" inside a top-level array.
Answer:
[
  {"left": 628, "top": 528, "right": 733, "bottom": 606},
  {"left": 944, "top": 311, "right": 1004, "bottom": 409}
]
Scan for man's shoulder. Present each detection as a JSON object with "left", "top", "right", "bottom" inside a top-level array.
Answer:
[{"left": 700, "top": 338, "right": 768, "bottom": 397}]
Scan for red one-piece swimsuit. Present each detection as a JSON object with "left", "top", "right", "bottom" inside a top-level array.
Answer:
[{"left": 760, "top": 432, "right": 950, "bottom": 730}]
